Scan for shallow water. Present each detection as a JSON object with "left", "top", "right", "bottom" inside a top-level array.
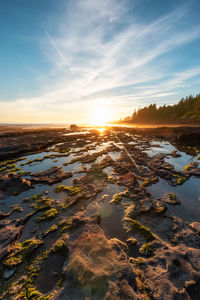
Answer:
[
  {"left": 97, "top": 184, "right": 127, "bottom": 242},
  {"left": 148, "top": 176, "right": 200, "bottom": 222},
  {"left": 1, "top": 129, "right": 200, "bottom": 241},
  {"left": 145, "top": 141, "right": 175, "bottom": 156},
  {"left": 142, "top": 140, "right": 200, "bottom": 222}
]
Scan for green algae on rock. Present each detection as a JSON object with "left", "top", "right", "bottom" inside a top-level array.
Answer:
[
  {"left": 139, "top": 242, "right": 153, "bottom": 255},
  {"left": 124, "top": 217, "right": 155, "bottom": 241},
  {"left": 37, "top": 208, "right": 59, "bottom": 222},
  {"left": 109, "top": 193, "right": 122, "bottom": 203},
  {"left": 4, "top": 238, "right": 43, "bottom": 268},
  {"left": 54, "top": 185, "right": 80, "bottom": 196}
]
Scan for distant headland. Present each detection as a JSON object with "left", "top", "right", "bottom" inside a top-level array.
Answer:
[{"left": 116, "top": 94, "right": 200, "bottom": 125}]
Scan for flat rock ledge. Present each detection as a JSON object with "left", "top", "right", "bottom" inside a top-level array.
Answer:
[{"left": 30, "top": 166, "right": 73, "bottom": 184}]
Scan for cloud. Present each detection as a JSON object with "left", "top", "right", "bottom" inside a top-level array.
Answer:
[{"left": 2, "top": 0, "right": 200, "bottom": 122}]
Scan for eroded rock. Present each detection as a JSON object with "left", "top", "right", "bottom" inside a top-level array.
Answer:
[
  {"left": 161, "top": 192, "right": 180, "bottom": 205},
  {"left": 0, "top": 173, "right": 31, "bottom": 199},
  {"left": 135, "top": 239, "right": 200, "bottom": 299},
  {"left": 0, "top": 219, "right": 22, "bottom": 261},
  {"left": 52, "top": 224, "right": 142, "bottom": 299},
  {"left": 30, "top": 166, "right": 72, "bottom": 184},
  {"left": 183, "top": 162, "right": 200, "bottom": 177}
]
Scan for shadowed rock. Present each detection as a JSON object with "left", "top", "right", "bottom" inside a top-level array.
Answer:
[
  {"left": 0, "top": 173, "right": 31, "bottom": 199},
  {"left": 136, "top": 239, "right": 200, "bottom": 299},
  {"left": 0, "top": 219, "right": 22, "bottom": 261}
]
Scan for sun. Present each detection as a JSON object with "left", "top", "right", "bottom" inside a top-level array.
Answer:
[{"left": 90, "top": 104, "right": 112, "bottom": 126}]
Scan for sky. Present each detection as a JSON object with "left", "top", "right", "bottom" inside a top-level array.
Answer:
[{"left": 1, "top": 0, "right": 200, "bottom": 124}]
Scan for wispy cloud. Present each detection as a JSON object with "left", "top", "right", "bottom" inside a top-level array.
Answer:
[
  {"left": 2, "top": 0, "right": 200, "bottom": 122},
  {"left": 42, "top": 27, "right": 76, "bottom": 79}
]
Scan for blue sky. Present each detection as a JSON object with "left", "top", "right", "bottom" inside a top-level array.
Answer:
[{"left": 1, "top": 0, "right": 200, "bottom": 123}]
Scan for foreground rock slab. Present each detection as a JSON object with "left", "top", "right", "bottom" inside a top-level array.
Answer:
[
  {"left": 138, "top": 239, "right": 200, "bottom": 299},
  {"left": 51, "top": 224, "right": 144, "bottom": 300}
]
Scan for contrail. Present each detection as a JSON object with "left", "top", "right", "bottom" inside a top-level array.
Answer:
[{"left": 42, "top": 27, "right": 75, "bottom": 78}]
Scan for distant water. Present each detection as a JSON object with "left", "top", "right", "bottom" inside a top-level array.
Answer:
[
  {"left": 0, "top": 123, "right": 74, "bottom": 130},
  {"left": 1, "top": 122, "right": 200, "bottom": 131}
]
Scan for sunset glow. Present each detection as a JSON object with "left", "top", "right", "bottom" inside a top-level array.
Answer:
[
  {"left": 1, "top": 0, "right": 200, "bottom": 124},
  {"left": 97, "top": 128, "right": 106, "bottom": 134},
  {"left": 90, "top": 104, "right": 112, "bottom": 126}
]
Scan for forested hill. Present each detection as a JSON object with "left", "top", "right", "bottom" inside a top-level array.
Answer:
[{"left": 120, "top": 94, "right": 200, "bottom": 124}]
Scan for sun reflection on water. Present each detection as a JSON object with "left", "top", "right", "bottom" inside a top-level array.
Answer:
[{"left": 98, "top": 128, "right": 106, "bottom": 134}]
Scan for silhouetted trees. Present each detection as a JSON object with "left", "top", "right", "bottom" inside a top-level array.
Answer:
[{"left": 123, "top": 94, "right": 200, "bottom": 123}]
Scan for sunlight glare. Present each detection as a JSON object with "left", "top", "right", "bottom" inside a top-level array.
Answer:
[
  {"left": 98, "top": 128, "right": 106, "bottom": 134},
  {"left": 91, "top": 103, "right": 112, "bottom": 126}
]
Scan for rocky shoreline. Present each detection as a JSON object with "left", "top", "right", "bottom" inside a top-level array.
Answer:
[{"left": 0, "top": 126, "right": 200, "bottom": 299}]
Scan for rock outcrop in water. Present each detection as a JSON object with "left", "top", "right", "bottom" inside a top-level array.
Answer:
[
  {"left": 0, "top": 173, "right": 31, "bottom": 199},
  {"left": 30, "top": 166, "right": 73, "bottom": 184}
]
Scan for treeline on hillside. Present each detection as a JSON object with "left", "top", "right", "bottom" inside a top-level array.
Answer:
[{"left": 121, "top": 94, "right": 200, "bottom": 124}]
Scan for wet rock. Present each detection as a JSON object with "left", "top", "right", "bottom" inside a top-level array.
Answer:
[
  {"left": 0, "top": 172, "right": 31, "bottom": 199},
  {"left": 148, "top": 155, "right": 174, "bottom": 180},
  {"left": 114, "top": 163, "right": 131, "bottom": 175},
  {"left": 0, "top": 210, "right": 13, "bottom": 219},
  {"left": 183, "top": 162, "right": 200, "bottom": 176},
  {"left": 124, "top": 197, "right": 152, "bottom": 219},
  {"left": 136, "top": 166, "right": 159, "bottom": 186},
  {"left": 81, "top": 150, "right": 107, "bottom": 163},
  {"left": 99, "top": 155, "right": 115, "bottom": 167},
  {"left": 107, "top": 176, "right": 116, "bottom": 184},
  {"left": 171, "top": 226, "right": 200, "bottom": 248},
  {"left": 105, "top": 279, "right": 145, "bottom": 300},
  {"left": 138, "top": 240, "right": 200, "bottom": 299},
  {"left": 53, "top": 224, "right": 141, "bottom": 299},
  {"left": 134, "top": 152, "right": 149, "bottom": 165},
  {"left": 147, "top": 155, "right": 187, "bottom": 185},
  {"left": 117, "top": 171, "right": 138, "bottom": 187},
  {"left": 161, "top": 192, "right": 180, "bottom": 205},
  {"left": 64, "top": 203, "right": 101, "bottom": 231},
  {"left": 36, "top": 254, "right": 66, "bottom": 294},
  {"left": 173, "top": 130, "right": 200, "bottom": 146},
  {"left": 189, "top": 222, "right": 200, "bottom": 236},
  {"left": 153, "top": 201, "right": 167, "bottom": 214},
  {"left": 0, "top": 128, "right": 66, "bottom": 161},
  {"left": 184, "top": 277, "right": 200, "bottom": 300},
  {"left": 73, "top": 165, "right": 108, "bottom": 200},
  {"left": 30, "top": 166, "right": 72, "bottom": 184},
  {"left": 118, "top": 126, "right": 200, "bottom": 146},
  {"left": 0, "top": 219, "right": 22, "bottom": 261},
  {"left": 71, "top": 213, "right": 88, "bottom": 228}
]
